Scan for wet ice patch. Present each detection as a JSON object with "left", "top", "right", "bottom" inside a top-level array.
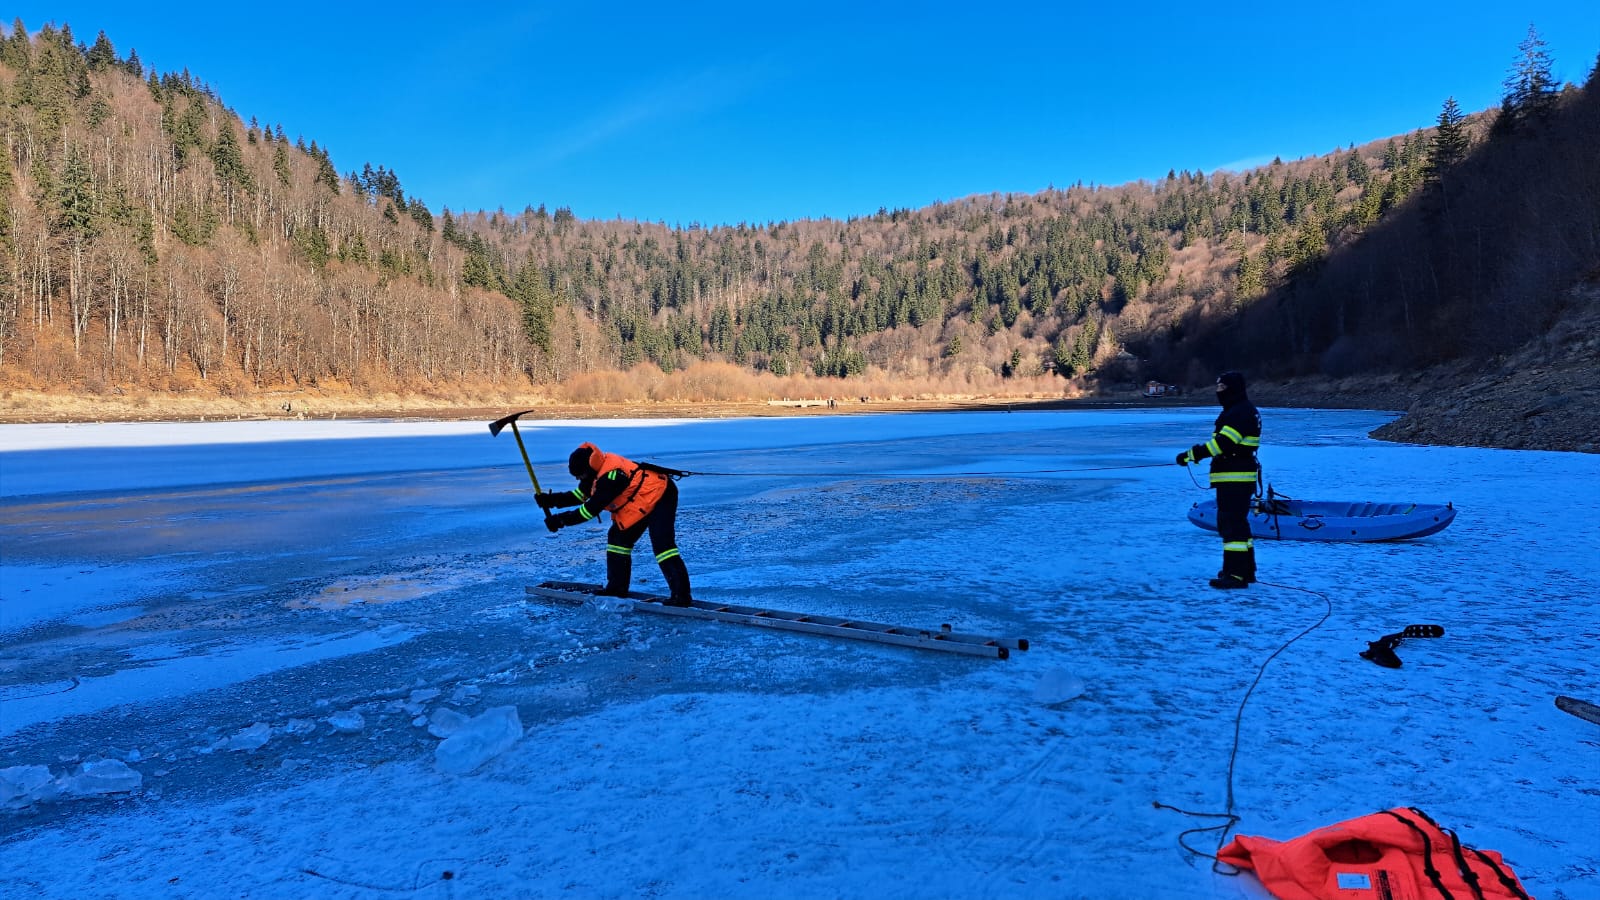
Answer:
[
  {"left": 289, "top": 575, "right": 436, "bottom": 609},
  {"left": 0, "top": 562, "right": 182, "bottom": 636}
]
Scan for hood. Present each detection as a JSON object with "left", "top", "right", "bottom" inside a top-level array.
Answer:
[
  {"left": 1216, "top": 371, "right": 1248, "bottom": 407},
  {"left": 568, "top": 442, "right": 604, "bottom": 477}
]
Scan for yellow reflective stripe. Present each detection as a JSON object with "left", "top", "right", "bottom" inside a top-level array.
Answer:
[
  {"left": 654, "top": 548, "right": 680, "bottom": 563},
  {"left": 1223, "top": 542, "right": 1252, "bottom": 552},
  {"left": 568, "top": 488, "right": 585, "bottom": 500},
  {"left": 1219, "top": 426, "right": 1243, "bottom": 444},
  {"left": 606, "top": 544, "right": 632, "bottom": 556},
  {"left": 1210, "top": 472, "right": 1257, "bottom": 483},
  {"left": 1205, "top": 439, "right": 1221, "bottom": 455},
  {"left": 578, "top": 506, "right": 595, "bottom": 520},
  {"left": 1239, "top": 436, "right": 1260, "bottom": 447}
]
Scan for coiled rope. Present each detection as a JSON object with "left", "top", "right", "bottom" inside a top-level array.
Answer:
[{"left": 1154, "top": 580, "right": 1334, "bottom": 872}]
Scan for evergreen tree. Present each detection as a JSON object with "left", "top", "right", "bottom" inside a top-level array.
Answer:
[
  {"left": 210, "top": 123, "right": 253, "bottom": 191},
  {"left": 55, "top": 147, "right": 98, "bottom": 240},
  {"left": 1427, "top": 97, "right": 1470, "bottom": 178},
  {"left": 408, "top": 201, "right": 434, "bottom": 232},
  {"left": 2, "top": 19, "right": 30, "bottom": 71},
  {"left": 309, "top": 143, "right": 339, "bottom": 193},
  {"left": 0, "top": 140, "right": 14, "bottom": 290},
  {"left": 85, "top": 30, "right": 115, "bottom": 70},
  {"left": 1500, "top": 24, "right": 1559, "bottom": 128},
  {"left": 272, "top": 144, "right": 291, "bottom": 186},
  {"left": 509, "top": 260, "right": 553, "bottom": 353}
]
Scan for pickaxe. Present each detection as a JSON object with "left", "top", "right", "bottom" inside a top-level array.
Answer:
[{"left": 488, "top": 409, "right": 543, "bottom": 494}]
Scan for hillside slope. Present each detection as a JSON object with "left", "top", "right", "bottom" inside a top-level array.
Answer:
[{"left": 1369, "top": 281, "right": 1599, "bottom": 452}]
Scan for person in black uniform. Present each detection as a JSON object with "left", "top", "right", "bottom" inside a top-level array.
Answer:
[
  {"left": 1177, "top": 372, "right": 1262, "bottom": 589},
  {"left": 537, "top": 442, "right": 694, "bottom": 607}
]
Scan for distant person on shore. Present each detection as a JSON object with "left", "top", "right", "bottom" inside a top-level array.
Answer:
[
  {"left": 1177, "top": 372, "right": 1262, "bottom": 589},
  {"left": 537, "top": 442, "right": 694, "bottom": 606}
]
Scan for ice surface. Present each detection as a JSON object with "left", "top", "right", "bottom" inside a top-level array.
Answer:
[
  {"left": 0, "top": 765, "right": 59, "bottom": 809},
  {"left": 1032, "top": 668, "right": 1086, "bottom": 705},
  {"left": 57, "top": 759, "right": 142, "bottom": 797},
  {"left": 326, "top": 711, "right": 365, "bottom": 734},
  {"left": 221, "top": 723, "right": 273, "bottom": 753},
  {"left": 2, "top": 410, "right": 1596, "bottom": 899},
  {"left": 433, "top": 706, "right": 524, "bottom": 774}
]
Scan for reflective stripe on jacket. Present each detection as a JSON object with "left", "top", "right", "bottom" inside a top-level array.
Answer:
[{"left": 1186, "top": 401, "right": 1261, "bottom": 486}]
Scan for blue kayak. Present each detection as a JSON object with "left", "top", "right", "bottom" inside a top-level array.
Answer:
[{"left": 1188, "top": 497, "right": 1457, "bottom": 542}]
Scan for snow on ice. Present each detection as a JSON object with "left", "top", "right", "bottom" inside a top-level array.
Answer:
[{"left": 1, "top": 409, "right": 1596, "bottom": 899}]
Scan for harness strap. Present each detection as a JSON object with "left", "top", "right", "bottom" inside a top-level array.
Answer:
[
  {"left": 1380, "top": 809, "right": 1455, "bottom": 900},
  {"left": 1406, "top": 808, "right": 1528, "bottom": 900},
  {"left": 1465, "top": 848, "right": 1531, "bottom": 900}
]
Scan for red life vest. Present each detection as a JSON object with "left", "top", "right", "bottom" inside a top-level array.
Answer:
[
  {"left": 575, "top": 443, "right": 668, "bottom": 530},
  {"left": 1219, "top": 807, "right": 1530, "bottom": 900}
]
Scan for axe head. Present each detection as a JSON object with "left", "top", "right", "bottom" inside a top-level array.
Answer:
[{"left": 489, "top": 409, "right": 536, "bottom": 437}]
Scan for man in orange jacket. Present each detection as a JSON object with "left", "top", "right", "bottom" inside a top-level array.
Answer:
[{"left": 537, "top": 442, "right": 694, "bottom": 607}]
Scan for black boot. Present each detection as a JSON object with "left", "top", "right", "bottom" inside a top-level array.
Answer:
[
  {"left": 659, "top": 554, "right": 693, "bottom": 607},
  {"left": 1209, "top": 574, "right": 1250, "bottom": 590},
  {"left": 598, "top": 551, "right": 632, "bottom": 597}
]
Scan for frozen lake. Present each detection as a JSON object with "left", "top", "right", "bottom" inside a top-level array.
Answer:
[{"left": 1, "top": 408, "right": 1596, "bottom": 899}]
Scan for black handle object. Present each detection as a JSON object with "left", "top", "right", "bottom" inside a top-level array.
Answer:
[{"left": 1360, "top": 624, "right": 1444, "bottom": 668}]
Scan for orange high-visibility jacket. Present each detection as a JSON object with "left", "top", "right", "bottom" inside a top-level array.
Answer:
[
  {"left": 1218, "top": 807, "right": 1531, "bottom": 900},
  {"left": 574, "top": 443, "right": 669, "bottom": 530}
]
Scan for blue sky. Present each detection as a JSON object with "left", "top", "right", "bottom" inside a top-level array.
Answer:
[{"left": 11, "top": 3, "right": 1599, "bottom": 226}]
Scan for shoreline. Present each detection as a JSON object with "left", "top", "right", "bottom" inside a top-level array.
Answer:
[
  {"left": 0, "top": 390, "right": 1220, "bottom": 426},
  {"left": 4, "top": 388, "right": 1594, "bottom": 455}
]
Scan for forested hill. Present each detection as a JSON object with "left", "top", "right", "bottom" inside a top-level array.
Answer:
[{"left": 2, "top": 21, "right": 1595, "bottom": 405}]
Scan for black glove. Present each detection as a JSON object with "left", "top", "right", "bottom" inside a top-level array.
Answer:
[
  {"left": 544, "top": 515, "right": 562, "bottom": 533},
  {"left": 1175, "top": 451, "right": 1190, "bottom": 466},
  {"left": 535, "top": 492, "right": 558, "bottom": 511}
]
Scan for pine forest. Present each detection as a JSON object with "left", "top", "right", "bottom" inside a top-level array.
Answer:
[{"left": 2, "top": 21, "right": 1596, "bottom": 405}]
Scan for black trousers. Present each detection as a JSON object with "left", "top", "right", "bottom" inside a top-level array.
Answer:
[
  {"left": 1215, "top": 481, "right": 1257, "bottom": 581},
  {"left": 603, "top": 481, "right": 691, "bottom": 599}
]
